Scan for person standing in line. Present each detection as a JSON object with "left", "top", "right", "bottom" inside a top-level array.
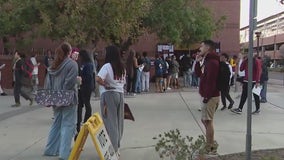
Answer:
[
  {"left": 126, "top": 49, "right": 137, "bottom": 95},
  {"left": 165, "top": 56, "right": 173, "bottom": 90},
  {"left": 44, "top": 49, "right": 54, "bottom": 75},
  {"left": 11, "top": 52, "right": 33, "bottom": 107},
  {"left": 219, "top": 53, "right": 234, "bottom": 111},
  {"left": 229, "top": 55, "right": 237, "bottom": 86},
  {"left": 180, "top": 53, "right": 192, "bottom": 87},
  {"left": 171, "top": 55, "right": 180, "bottom": 89},
  {"left": 191, "top": 53, "right": 200, "bottom": 88},
  {"left": 96, "top": 45, "right": 126, "bottom": 157},
  {"left": 92, "top": 49, "right": 99, "bottom": 97},
  {"left": 195, "top": 40, "right": 220, "bottom": 154},
  {"left": 231, "top": 53, "right": 261, "bottom": 114},
  {"left": 154, "top": 54, "right": 163, "bottom": 93},
  {"left": 76, "top": 50, "right": 94, "bottom": 135},
  {"left": 260, "top": 56, "right": 269, "bottom": 103},
  {"left": 0, "top": 61, "right": 7, "bottom": 96},
  {"left": 141, "top": 51, "right": 151, "bottom": 92},
  {"left": 43, "top": 42, "right": 79, "bottom": 160},
  {"left": 134, "top": 52, "right": 143, "bottom": 93},
  {"left": 161, "top": 56, "right": 169, "bottom": 92},
  {"left": 30, "top": 53, "right": 40, "bottom": 94}
]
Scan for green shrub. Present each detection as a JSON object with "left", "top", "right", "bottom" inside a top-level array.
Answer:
[{"left": 153, "top": 129, "right": 215, "bottom": 160}]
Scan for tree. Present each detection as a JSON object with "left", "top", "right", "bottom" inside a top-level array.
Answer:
[
  {"left": 143, "top": 0, "right": 225, "bottom": 48},
  {"left": 0, "top": 0, "right": 40, "bottom": 52},
  {"left": 34, "top": 0, "right": 151, "bottom": 48},
  {"left": 0, "top": 0, "right": 222, "bottom": 50}
]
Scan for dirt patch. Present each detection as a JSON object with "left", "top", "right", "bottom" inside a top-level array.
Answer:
[{"left": 207, "top": 148, "right": 284, "bottom": 160}]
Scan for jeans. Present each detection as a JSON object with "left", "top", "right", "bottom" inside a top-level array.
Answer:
[
  {"left": 260, "top": 81, "right": 267, "bottom": 101},
  {"left": 183, "top": 69, "right": 192, "bottom": 87},
  {"left": 135, "top": 69, "right": 142, "bottom": 93},
  {"left": 191, "top": 72, "right": 199, "bottom": 87},
  {"left": 141, "top": 71, "right": 150, "bottom": 91},
  {"left": 44, "top": 105, "right": 77, "bottom": 160}
]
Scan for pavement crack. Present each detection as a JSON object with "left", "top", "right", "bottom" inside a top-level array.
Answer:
[
  {"left": 8, "top": 136, "right": 46, "bottom": 160},
  {"left": 121, "top": 145, "right": 155, "bottom": 151},
  {"left": 178, "top": 92, "right": 205, "bottom": 136},
  {"left": 0, "top": 106, "right": 42, "bottom": 122}
]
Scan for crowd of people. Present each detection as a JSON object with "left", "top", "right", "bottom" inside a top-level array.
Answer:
[{"left": 0, "top": 40, "right": 271, "bottom": 159}]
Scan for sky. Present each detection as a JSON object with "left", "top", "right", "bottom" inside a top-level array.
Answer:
[{"left": 240, "top": 0, "right": 284, "bottom": 28}]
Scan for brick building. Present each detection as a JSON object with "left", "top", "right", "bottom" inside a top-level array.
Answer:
[
  {"left": 240, "top": 11, "right": 284, "bottom": 61},
  {"left": 0, "top": 0, "right": 241, "bottom": 89}
]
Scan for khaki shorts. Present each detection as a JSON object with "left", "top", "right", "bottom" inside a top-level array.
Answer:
[{"left": 201, "top": 97, "right": 219, "bottom": 121}]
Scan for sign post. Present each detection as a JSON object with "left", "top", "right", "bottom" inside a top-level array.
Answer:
[{"left": 69, "top": 113, "right": 118, "bottom": 160}]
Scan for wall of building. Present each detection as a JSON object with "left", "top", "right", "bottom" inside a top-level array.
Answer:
[
  {"left": 205, "top": 0, "right": 240, "bottom": 54},
  {"left": 240, "top": 12, "right": 284, "bottom": 60}
]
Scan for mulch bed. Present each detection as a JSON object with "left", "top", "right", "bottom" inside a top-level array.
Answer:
[{"left": 207, "top": 148, "right": 284, "bottom": 160}]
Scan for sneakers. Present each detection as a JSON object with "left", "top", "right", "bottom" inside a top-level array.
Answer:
[
  {"left": 260, "top": 99, "right": 267, "bottom": 103},
  {"left": 220, "top": 106, "right": 226, "bottom": 111},
  {"left": 1, "top": 92, "right": 7, "bottom": 96},
  {"left": 252, "top": 110, "right": 260, "bottom": 115},
  {"left": 231, "top": 108, "right": 242, "bottom": 114},
  {"left": 228, "top": 101, "right": 234, "bottom": 109},
  {"left": 11, "top": 103, "right": 21, "bottom": 107}
]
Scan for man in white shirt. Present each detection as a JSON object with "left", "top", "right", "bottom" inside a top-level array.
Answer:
[{"left": 30, "top": 54, "right": 40, "bottom": 94}]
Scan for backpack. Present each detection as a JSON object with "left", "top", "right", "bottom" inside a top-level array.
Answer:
[
  {"left": 154, "top": 59, "right": 163, "bottom": 76},
  {"left": 216, "top": 61, "right": 231, "bottom": 91},
  {"left": 161, "top": 60, "right": 169, "bottom": 74},
  {"left": 21, "top": 58, "right": 34, "bottom": 86},
  {"left": 142, "top": 57, "right": 151, "bottom": 72},
  {"left": 181, "top": 56, "right": 192, "bottom": 71}
]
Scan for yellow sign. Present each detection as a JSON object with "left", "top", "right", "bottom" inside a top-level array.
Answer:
[{"left": 69, "top": 113, "right": 118, "bottom": 160}]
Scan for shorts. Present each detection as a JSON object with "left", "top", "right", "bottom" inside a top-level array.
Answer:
[
  {"left": 172, "top": 73, "right": 178, "bottom": 79},
  {"left": 201, "top": 97, "right": 219, "bottom": 121}
]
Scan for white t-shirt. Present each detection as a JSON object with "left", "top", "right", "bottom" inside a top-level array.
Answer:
[
  {"left": 30, "top": 57, "right": 38, "bottom": 75},
  {"left": 97, "top": 63, "right": 126, "bottom": 95},
  {"left": 226, "top": 62, "right": 233, "bottom": 79}
]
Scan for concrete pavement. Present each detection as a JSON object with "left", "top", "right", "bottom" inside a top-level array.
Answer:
[{"left": 0, "top": 82, "right": 284, "bottom": 160}]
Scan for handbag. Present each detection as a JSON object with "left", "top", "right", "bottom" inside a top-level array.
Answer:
[
  {"left": 124, "top": 103, "right": 135, "bottom": 121},
  {"left": 35, "top": 89, "right": 74, "bottom": 107}
]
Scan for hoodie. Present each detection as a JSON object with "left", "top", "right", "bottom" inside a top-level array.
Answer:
[
  {"left": 240, "top": 57, "right": 261, "bottom": 83},
  {"left": 195, "top": 52, "right": 220, "bottom": 99},
  {"left": 44, "top": 57, "right": 79, "bottom": 105}
]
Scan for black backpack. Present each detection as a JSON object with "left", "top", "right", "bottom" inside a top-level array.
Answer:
[{"left": 142, "top": 57, "right": 151, "bottom": 72}]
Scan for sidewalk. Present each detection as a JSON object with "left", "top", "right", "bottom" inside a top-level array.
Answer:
[{"left": 0, "top": 82, "right": 284, "bottom": 160}]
